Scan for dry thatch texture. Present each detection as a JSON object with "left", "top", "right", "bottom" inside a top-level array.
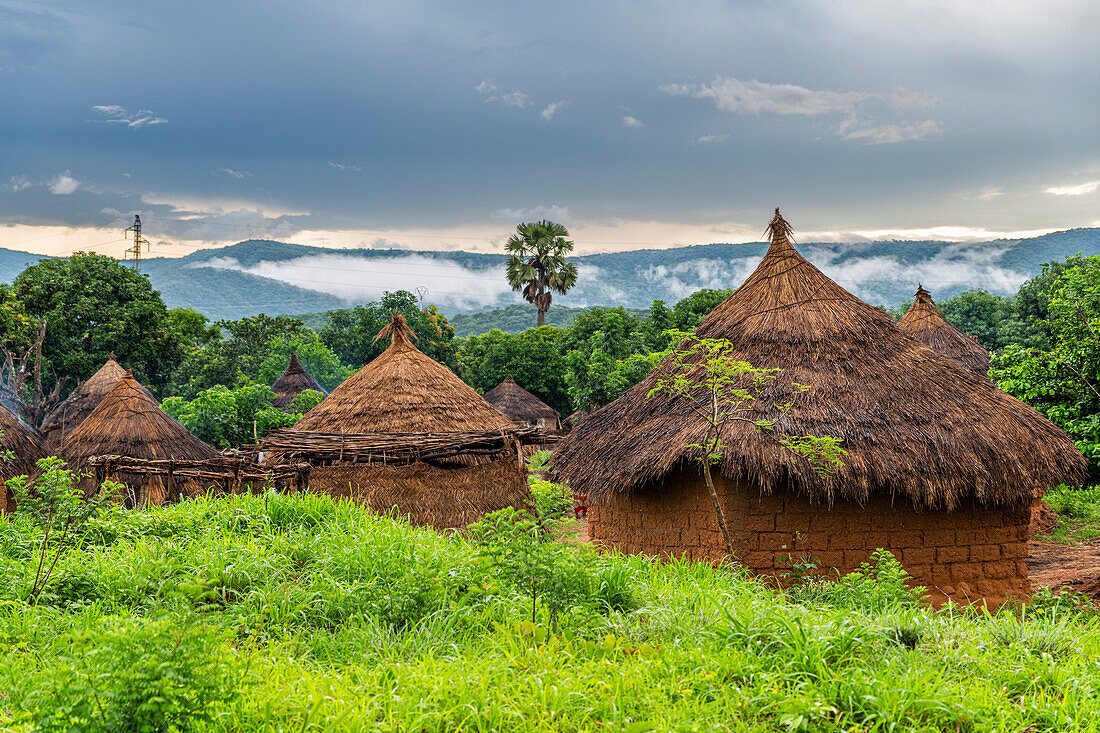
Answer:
[
  {"left": 309, "top": 459, "right": 530, "bottom": 530},
  {"left": 1, "top": 402, "right": 44, "bottom": 480},
  {"left": 483, "top": 376, "right": 560, "bottom": 428},
  {"left": 270, "top": 350, "right": 327, "bottom": 410},
  {"left": 41, "top": 354, "right": 154, "bottom": 450},
  {"left": 294, "top": 314, "right": 514, "bottom": 433},
  {"left": 61, "top": 372, "right": 220, "bottom": 468},
  {"left": 897, "top": 285, "right": 991, "bottom": 377},
  {"left": 260, "top": 426, "right": 538, "bottom": 465},
  {"left": 551, "top": 209, "right": 1086, "bottom": 510}
]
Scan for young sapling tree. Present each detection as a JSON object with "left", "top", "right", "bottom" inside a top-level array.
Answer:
[{"left": 647, "top": 331, "right": 847, "bottom": 558}]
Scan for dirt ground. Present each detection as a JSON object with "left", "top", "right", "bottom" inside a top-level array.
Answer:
[{"left": 1028, "top": 540, "right": 1100, "bottom": 600}]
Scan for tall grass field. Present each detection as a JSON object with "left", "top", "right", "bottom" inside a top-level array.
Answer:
[{"left": 2, "top": 490, "right": 1100, "bottom": 732}]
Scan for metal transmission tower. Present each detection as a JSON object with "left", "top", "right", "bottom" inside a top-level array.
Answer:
[{"left": 123, "top": 215, "right": 150, "bottom": 272}]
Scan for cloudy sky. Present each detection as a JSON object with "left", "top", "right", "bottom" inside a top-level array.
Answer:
[{"left": 2, "top": 0, "right": 1098, "bottom": 258}]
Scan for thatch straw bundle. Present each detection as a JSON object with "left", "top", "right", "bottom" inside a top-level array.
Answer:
[
  {"left": 898, "top": 285, "right": 991, "bottom": 377},
  {"left": 61, "top": 372, "right": 219, "bottom": 467},
  {"left": 41, "top": 353, "right": 153, "bottom": 450},
  {"left": 295, "top": 314, "right": 513, "bottom": 433},
  {"left": 270, "top": 350, "right": 327, "bottom": 410},
  {"left": 1, "top": 403, "right": 44, "bottom": 481},
  {"left": 551, "top": 210, "right": 1085, "bottom": 511},
  {"left": 483, "top": 376, "right": 560, "bottom": 429}
]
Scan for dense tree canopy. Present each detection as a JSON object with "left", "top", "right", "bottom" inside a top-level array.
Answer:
[
  {"left": 457, "top": 327, "right": 569, "bottom": 416},
  {"left": 12, "top": 254, "right": 185, "bottom": 395}
]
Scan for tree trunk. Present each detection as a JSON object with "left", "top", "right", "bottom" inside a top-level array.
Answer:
[
  {"left": 701, "top": 425, "right": 736, "bottom": 559},
  {"left": 536, "top": 308, "right": 546, "bottom": 328}
]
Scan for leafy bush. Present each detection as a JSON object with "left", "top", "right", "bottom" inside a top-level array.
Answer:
[
  {"left": 785, "top": 549, "right": 926, "bottom": 612},
  {"left": 161, "top": 382, "right": 300, "bottom": 448},
  {"left": 1044, "top": 484, "right": 1100, "bottom": 520},
  {"left": 21, "top": 616, "right": 237, "bottom": 732}
]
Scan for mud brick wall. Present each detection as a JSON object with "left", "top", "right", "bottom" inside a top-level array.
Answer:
[{"left": 589, "top": 469, "right": 1032, "bottom": 606}]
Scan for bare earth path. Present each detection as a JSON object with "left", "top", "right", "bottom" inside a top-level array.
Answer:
[{"left": 1028, "top": 540, "right": 1100, "bottom": 600}]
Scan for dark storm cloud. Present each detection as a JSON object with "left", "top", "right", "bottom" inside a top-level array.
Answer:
[{"left": 1, "top": 0, "right": 1098, "bottom": 251}]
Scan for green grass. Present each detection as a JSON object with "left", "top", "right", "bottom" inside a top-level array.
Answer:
[
  {"left": 1036, "top": 485, "right": 1100, "bottom": 545},
  {"left": 3, "top": 493, "right": 1100, "bottom": 731}
]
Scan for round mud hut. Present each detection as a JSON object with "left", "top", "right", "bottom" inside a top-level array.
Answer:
[
  {"left": 61, "top": 372, "right": 221, "bottom": 506},
  {"left": 551, "top": 210, "right": 1085, "bottom": 607},
  {"left": 40, "top": 353, "right": 153, "bottom": 451},
  {"left": 1, "top": 403, "right": 45, "bottom": 513},
  {"left": 898, "top": 285, "right": 991, "bottom": 377},
  {"left": 484, "top": 376, "right": 561, "bottom": 432},
  {"left": 288, "top": 314, "right": 529, "bottom": 529},
  {"left": 270, "top": 350, "right": 327, "bottom": 411}
]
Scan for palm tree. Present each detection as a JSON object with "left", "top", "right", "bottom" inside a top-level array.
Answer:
[{"left": 505, "top": 220, "right": 579, "bottom": 328}]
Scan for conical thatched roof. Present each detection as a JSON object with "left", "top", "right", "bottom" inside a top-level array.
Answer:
[
  {"left": 551, "top": 210, "right": 1085, "bottom": 510},
  {"left": 898, "top": 285, "right": 991, "bottom": 377},
  {"left": 42, "top": 353, "right": 153, "bottom": 448},
  {"left": 270, "top": 351, "right": 327, "bottom": 410},
  {"left": 61, "top": 372, "right": 219, "bottom": 466},
  {"left": 1, "top": 402, "right": 44, "bottom": 480},
  {"left": 483, "top": 376, "right": 560, "bottom": 425},
  {"left": 295, "top": 314, "right": 513, "bottom": 433}
]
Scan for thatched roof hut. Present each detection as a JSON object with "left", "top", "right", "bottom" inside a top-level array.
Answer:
[
  {"left": 289, "top": 314, "right": 528, "bottom": 530},
  {"left": 552, "top": 209, "right": 1085, "bottom": 605},
  {"left": 897, "top": 285, "right": 991, "bottom": 377},
  {"left": 1, "top": 403, "right": 45, "bottom": 512},
  {"left": 270, "top": 351, "right": 327, "bottom": 410},
  {"left": 296, "top": 314, "right": 513, "bottom": 433},
  {"left": 62, "top": 372, "right": 218, "bottom": 466},
  {"left": 41, "top": 353, "right": 153, "bottom": 450},
  {"left": 483, "top": 376, "right": 561, "bottom": 431}
]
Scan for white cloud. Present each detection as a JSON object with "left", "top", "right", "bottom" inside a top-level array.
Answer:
[
  {"left": 91, "top": 105, "right": 168, "bottom": 128},
  {"left": 540, "top": 101, "right": 566, "bottom": 120},
  {"left": 328, "top": 161, "right": 362, "bottom": 172},
  {"left": 975, "top": 188, "right": 1004, "bottom": 202},
  {"left": 622, "top": 115, "right": 644, "bottom": 128},
  {"left": 889, "top": 88, "right": 939, "bottom": 110},
  {"left": 836, "top": 116, "right": 941, "bottom": 144},
  {"left": 49, "top": 172, "right": 80, "bottom": 195},
  {"left": 218, "top": 168, "right": 252, "bottom": 179},
  {"left": 694, "top": 133, "right": 730, "bottom": 144},
  {"left": 491, "top": 205, "right": 572, "bottom": 223},
  {"left": 10, "top": 175, "right": 32, "bottom": 192},
  {"left": 661, "top": 76, "right": 870, "bottom": 115},
  {"left": 1045, "top": 181, "right": 1099, "bottom": 196},
  {"left": 203, "top": 253, "right": 513, "bottom": 310},
  {"left": 474, "top": 80, "right": 532, "bottom": 108}
]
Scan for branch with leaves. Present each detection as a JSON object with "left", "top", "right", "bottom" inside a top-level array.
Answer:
[{"left": 647, "top": 331, "right": 847, "bottom": 558}]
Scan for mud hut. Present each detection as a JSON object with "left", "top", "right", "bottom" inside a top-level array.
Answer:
[
  {"left": 40, "top": 353, "right": 153, "bottom": 451},
  {"left": 270, "top": 351, "right": 327, "bottom": 411},
  {"left": 552, "top": 210, "right": 1085, "bottom": 606},
  {"left": 484, "top": 376, "right": 561, "bottom": 431},
  {"left": 288, "top": 314, "right": 529, "bottom": 529},
  {"left": 898, "top": 285, "right": 990, "bottom": 377},
  {"left": 61, "top": 372, "right": 221, "bottom": 506},
  {"left": 1, "top": 403, "right": 45, "bottom": 513}
]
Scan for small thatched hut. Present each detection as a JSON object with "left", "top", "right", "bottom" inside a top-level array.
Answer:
[
  {"left": 1, "top": 403, "right": 45, "bottom": 513},
  {"left": 552, "top": 210, "right": 1085, "bottom": 606},
  {"left": 290, "top": 314, "right": 529, "bottom": 529},
  {"left": 270, "top": 351, "right": 327, "bottom": 411},
  {"left": 41, "top": 353, "right": 153, "bottom": 451},
  {"left": 898, "top": 285, "right": 991, "bottom": 377},
  {"left": 61, "top": 372, "right": 221, "bottom": 506},
  {"left": 484, "top": 376, "right": 561, "bottom": 431}
]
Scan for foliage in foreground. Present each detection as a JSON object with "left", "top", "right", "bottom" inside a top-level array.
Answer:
[{"left": 1, "top": 493, "right": 1099, "bottom": 731}]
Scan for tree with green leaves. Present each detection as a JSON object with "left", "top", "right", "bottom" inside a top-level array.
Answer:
[
  {"left": 12, "top": 253, "right": 186, "bottom": 395},
  {"left": 505, "top": 220, "right": 579, "bottom": 328},
  {"left": 672, "top": 288, "right": 733, "bottom": 331},
  {"left": 161, "top": 383, "right": 321, "bottom": 449},
  {"left": 648, "top": 332, "right": 847, "bottom": 557},
  {"left": 456, "top": 327, "right": 570, "bottom": 415},
  {"left": 993, "top": 256, "right": 1100, "bottom": 480}
]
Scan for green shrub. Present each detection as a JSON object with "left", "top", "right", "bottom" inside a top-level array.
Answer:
[
  {"left": 785, "top": 549, "right": 926, "bottom": 612},
  {"left": 19, "top": 616, "right": 237, "bottom": 732}
]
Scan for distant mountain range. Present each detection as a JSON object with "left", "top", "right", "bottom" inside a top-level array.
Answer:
[{"left": 1, "top": 228, "right": 1098, "bottom": 324}]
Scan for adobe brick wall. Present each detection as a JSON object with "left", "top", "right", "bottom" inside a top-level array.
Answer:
[{"left": 589, "top": 469, "right": 1032, "bottom": 606}]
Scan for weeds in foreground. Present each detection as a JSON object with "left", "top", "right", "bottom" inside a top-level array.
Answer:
[
  {"left": 1039, "top": 484, "right": 1100, "bottom": 544},
  {"left": 1, "top": 492, "right": 1099, "bottom": 731}
]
